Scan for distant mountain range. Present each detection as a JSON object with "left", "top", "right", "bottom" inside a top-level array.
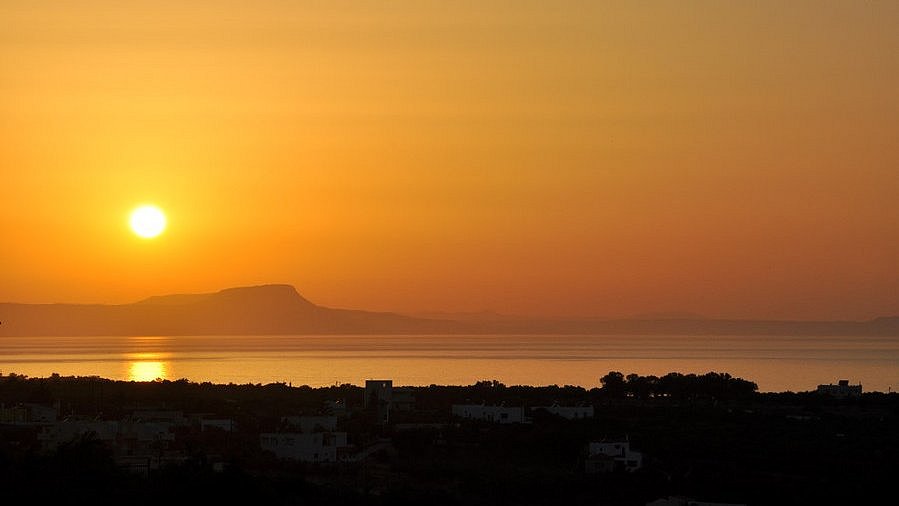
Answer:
[{"left": 1, "top": 284, "right": 898, "bottom": 336}]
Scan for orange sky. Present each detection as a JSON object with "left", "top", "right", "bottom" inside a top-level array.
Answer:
[{"left": 2, "top": 1, "right": 898, "bottom": 320}]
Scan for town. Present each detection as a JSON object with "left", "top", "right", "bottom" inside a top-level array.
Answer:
[{"left": 0, "top": 371, "right": 894, "bottom": 505}]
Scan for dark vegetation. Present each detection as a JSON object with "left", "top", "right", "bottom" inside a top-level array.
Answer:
[{"left": 1, "top": 371, "right": 896, "bottom": 505}]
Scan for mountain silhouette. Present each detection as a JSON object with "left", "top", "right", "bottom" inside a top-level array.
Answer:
[
  {"left": 0, "top": 284, "right": 454, "bottom": 336},
  {"left": 1, "top": 284, "right": 898, "bottom": 336}
]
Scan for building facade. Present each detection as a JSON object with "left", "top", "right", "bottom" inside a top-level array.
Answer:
[
  {"left": 816, "top": 380, "right": 862, "bottom": 398},
  {"left": 451, "top": 404, "right": 525, "bottom": 424}
]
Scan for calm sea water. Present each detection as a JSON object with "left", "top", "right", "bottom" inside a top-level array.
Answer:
[{"left": 1, "top": 335, "right": 898, "bottom": 392}]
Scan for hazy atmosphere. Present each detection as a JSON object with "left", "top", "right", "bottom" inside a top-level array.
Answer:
[
  {"left": 3, "top": 4, "right": 898, "bottom": 504},
  {"left": 3, "top": 1, "right": 898, "bottom": 320}
]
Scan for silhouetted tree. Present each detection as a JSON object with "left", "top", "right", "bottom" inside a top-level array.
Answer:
[
  {"left": 600, "top": 371, "right": 626, "bottom": 399},
  {"left": 626, "top": 373, "right": 658, "bottom": 400}
]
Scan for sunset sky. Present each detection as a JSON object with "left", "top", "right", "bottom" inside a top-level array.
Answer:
[{"left": 2, "top": 1, "right": 897, "bottom": 320}]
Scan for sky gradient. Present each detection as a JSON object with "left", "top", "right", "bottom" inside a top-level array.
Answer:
[{"left": 2, "top": 1, "right": 898, "bottom": 320}]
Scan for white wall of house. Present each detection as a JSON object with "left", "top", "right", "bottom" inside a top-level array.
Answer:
[
  {"left": 38, "top": 420, "right": 120, "bottom": 449},
  {"left": 588, "top": 441, "right": 643, "bottom": 472},
  {"left": 452, "top": 404, "right": 524, "bottom": 424},
  {"left": 533, "top": 405, "right": 594, "bottom": 419},
  {"left": 282, "top": 415, "right": 337, "bottom": 433},
  {"left": 200, "top": 418, "right": 236, "bottom": 432},
  {"left": 260, "top": 432, "right": 347, "bottom": 463}
]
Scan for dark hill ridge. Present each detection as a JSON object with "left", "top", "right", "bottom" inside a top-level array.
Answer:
[
  {"left": 0, "top": 284, "right": 457, "bottom": 336},
  {"left": 1, "top": 284, "right": 899, "bottom": 336},
  {"left": 137, "top": 284, "right": 316, "bottom": 310}
]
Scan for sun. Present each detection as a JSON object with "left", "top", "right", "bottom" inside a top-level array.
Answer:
[{"left": 129, "top": 205, "right": 167, "bottom": 238}]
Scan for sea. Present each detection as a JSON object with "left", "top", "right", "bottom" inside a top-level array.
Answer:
[{"left": 1, "top": 334, "right": 898, "bottom": 393}]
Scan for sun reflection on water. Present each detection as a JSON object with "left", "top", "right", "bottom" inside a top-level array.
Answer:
[{"left": 127, "top": 352, "right": 169, "bottom": 382}]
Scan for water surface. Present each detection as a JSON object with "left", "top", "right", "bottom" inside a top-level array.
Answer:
[{"left": 1, "top": 334, "right": 897, "bottom": 392}]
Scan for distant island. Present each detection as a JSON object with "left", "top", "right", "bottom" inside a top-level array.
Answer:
[{"left": 2, "top": 284, "right": 899, "bottom": 337}]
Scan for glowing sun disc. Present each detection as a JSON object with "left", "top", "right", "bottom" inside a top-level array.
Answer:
[{"left": 130, "top": 205, "right": 167, "bottom": 238}]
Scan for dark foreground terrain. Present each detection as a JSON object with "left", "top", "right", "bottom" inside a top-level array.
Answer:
[{"left": 1, "top": 371, "right": 895, "bottom": 505}]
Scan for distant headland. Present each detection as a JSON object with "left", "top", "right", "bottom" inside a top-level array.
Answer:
[{"left": 2, "top": 284, "right": 898, "bottom": 337}]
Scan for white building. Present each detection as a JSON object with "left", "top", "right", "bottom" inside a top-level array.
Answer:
[
  {"left": 393, "top": 387, "right": 416, "bottom": 411},
  {"left": 260, "top": 432, "right": 348, "bottom": 463},
  {"left": 586, "top": 441, "right": 643, "bottom": 473},
  {"left": 120, "top": 420, "right": 176, "bottom": 443},
  {"left": 282, "top": 415, "right": 337, "bottom": 433},
  {"left": 117, "top": 420, "right": 178, "bottom": 461},
  {"left": 25, "top": 403, "right": 59, "bottom": 423},
  {"left": 324, "top": 399, "right": 347, "bottom": 418},
  {"left": 365, "top": 380, "right": 393, "bottom": 425},
  {"left": 816, "top": 379, "right": 862, "bottom": 398},
  {"left": 0, "top": 403, "right": 58, "bottom": 425},
  {"left": 38, "top": 420, "right": 120, "bottom": 449},
  {"left": 200, "top": 418, "right": 237, "bottom": 432},
  {"left": 451, "top": 404, "right": 524, "bottom": 424},
  {"left": 647, "top": 497, "right": 746, "bottom": 506},
  {"left": 0, "top": 405, "right": 26, "bottom": 425},
  {"left": 132, "top": 410, "right": 188, "bottom": 426},
  {"left": 532, "top": 404, "right": 594, "bottom": 420}
]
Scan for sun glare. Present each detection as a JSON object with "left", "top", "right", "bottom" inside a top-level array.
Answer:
[
  {"left": 129, "top": 361, "right": 167, "bottom": 382},
  {"left": 129, "top": 205, "right": 167, "bottom": 238}
]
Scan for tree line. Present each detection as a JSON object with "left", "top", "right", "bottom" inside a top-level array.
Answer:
[{"left": 600, "top": 371, "right": 757, "bottom": 400}]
